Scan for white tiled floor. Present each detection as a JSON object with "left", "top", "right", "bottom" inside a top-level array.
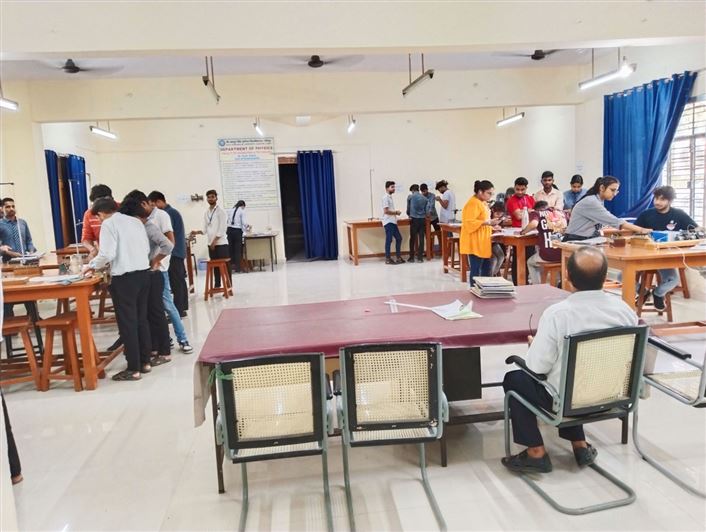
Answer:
[{"left": 4, "top": 259, "right": 706, "bottom": 531}]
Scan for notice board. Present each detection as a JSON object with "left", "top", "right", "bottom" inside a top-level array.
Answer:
[{"left": 217, "top": 137, "right": 279, "bottom": 209}]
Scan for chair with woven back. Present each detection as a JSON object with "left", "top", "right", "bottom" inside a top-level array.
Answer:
[
  {"left": 333, "top": 342, "right": 448, "bottom": 531},
  {"left": 503, "top": 325, "right": 648, "bottom": 515},
  {"left": 213, "top": 353, "right": 333, "bottom": 531}
]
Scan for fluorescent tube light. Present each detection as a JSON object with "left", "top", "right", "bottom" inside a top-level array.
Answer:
[
  {"left": 253, "top": 118, "right": 264, "bottom": 137},
  {"left": 0, "top": 97, "right": 19, "bottom": 111},
  {"left": 90, "top": 125, "right": 118, "bottom": 140},
  {"left": 496, "top": 112, "right": 525, "bottom": 127},
  {"left": 347, "top": 115, "right": 356, "bottom": 134},
  {"left": 402, "top": 69, "right": 434, "bottom": 97},
  {"left": 579, "top": 62, "right": 636, "bottom": 91}
]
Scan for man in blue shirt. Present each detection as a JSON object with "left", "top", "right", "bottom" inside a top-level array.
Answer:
[
  {"left": 408, "top": 187, "right": 431, "bottom": 262},
  {"left": 563, "top": 174, "right": 585, "bottom": 211},
  {"left": 0, "top": 198, "right": 36, "bottom": 262},
  {"left": 148, "top": 191, "right": 189, "bottom": 317}
]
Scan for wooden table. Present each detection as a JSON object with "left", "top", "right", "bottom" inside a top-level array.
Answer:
[
  {"left": 440, "top": 225, "right": 537, "bottom": 285},
  {"left": 3, "top": 276, "right": 105, "bottom": 389},
  {"left": 345, "top": 219, "right": 436, "bottom": 265},
  {"left": 244, "top": 232, "right": 279, "bottom": 271},
  {"left": 554, "top": 241, "right": 706, "bottom": 309}
]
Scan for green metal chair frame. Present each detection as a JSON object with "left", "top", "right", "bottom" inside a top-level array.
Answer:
[
  {"left": 214, "top": 353, "right": 334, "bottom": 531},
  {"left": 633, "top": 336, "right": 706, "bottom": 498},
  {"left": 334, "top": 343, "right": 448, "bottom": 531},
  {"left": 504, "top": 326, "right": 648, "bottom": 515}
]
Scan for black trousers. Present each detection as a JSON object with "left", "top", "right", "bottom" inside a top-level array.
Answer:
[
  {"left": 147, "top": 271, "right": 171, "bottom": 356},
  {"left": 409, "top": 217, "right": 426, "bottom": 259},
  {"left": 109, "top": 270, "right": 152, "bottom": 372},
  {"left": 168, "top": 255, "right": 189, "bottom": 313},
  {"left": 2, "top": 392, "right": 21, "bottom": 478},
  {"left": 503, "top": 370, "right": 585, "bottom": 447},
  {"left": 511, "top": 246, "right": 535, "bottom": 286},
  {"left": 227, "top": 227, "right": 243, "bottom": 273},
  {"left": 208, "top": 244, "right": 231, "bottom": 288}
]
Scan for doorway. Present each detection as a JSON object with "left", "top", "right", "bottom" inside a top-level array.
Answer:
[{"left": 278, "top": 158, "right": 306, "bottom": 261}]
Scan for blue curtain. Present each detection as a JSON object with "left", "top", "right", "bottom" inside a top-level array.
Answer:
[
  {"left": 63, "top": 154, "right": 88, "bottom": 244},
  {"left": 603, "top": 71, "right": 697, "bottom": 217},
  {"left": 296, "top": 150, "right": 338, "bottom": 259},
  {"left": 44, "top": 150, "right": 64, "bottom": 248}
]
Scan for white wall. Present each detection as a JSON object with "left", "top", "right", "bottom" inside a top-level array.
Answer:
[{"left": 39, "top": 105, "right": 576, "bottom": 259}]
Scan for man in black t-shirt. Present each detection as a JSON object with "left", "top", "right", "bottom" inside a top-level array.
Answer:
[{"left": 635, "top": 186, "right": 700, "bottom": 310}]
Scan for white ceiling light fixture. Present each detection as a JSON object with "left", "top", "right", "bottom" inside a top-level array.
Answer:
[
  {"left": 347, "top": 114, "right": 356, "bottom": 134},
  {"left": 90, "top": 121, "right": 118, "bottom": 140},
  {"left": 402, "top": 53, "right": 434, "bottom": 97},
  {"left": 0, "top": 79, "right": 19, "bottom": 111},
  {"left": 578, "top": 48, "right": 636, "bottom": 91},
  {"left": 202, "top": 56, "right": 221, "bottom": 103},
  {"left": 253, "top": 117, "right": 264, "bottom": 137},
  {"left": 496, "top": 107, "right": 525, "bottom": 127}
]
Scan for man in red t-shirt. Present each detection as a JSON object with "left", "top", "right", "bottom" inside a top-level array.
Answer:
[
  {"left": 82, "top": 184, "right": 115, "bottom": 258},
  {"left": 505, "top": 177, "right": 536, "bottom": 228},
  {"left": 522, "top": 201, "right": 562, "bottom": 285}
]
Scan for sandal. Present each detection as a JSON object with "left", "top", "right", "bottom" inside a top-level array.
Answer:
[
  {"left": 150, "top": 355, "right": 172, "bottom": 367},
  {"left": 141, "top": 363, "right": 152, "bottom": 373},
  {"left": 112, "top": 370, "right": 141, "bottom": 381}
]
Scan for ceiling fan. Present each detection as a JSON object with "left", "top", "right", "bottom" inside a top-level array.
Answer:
[
  {"left": 45, "top": 58, "right": 124, "bottom": 75},
  {"left": 280, "top": 54, "right": 365, "bottom": 70},
  {"left": 498, "top": 49, "right": 560, "bottom": 61}
]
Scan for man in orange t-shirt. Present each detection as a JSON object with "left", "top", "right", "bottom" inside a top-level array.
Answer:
[
  {"left": 460, "top": 180, "right": 502, "bottom": 287},
  {"left": 82, "top": 184, "right": 115, "bottom": 258}
]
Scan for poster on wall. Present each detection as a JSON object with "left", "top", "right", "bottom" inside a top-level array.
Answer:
[{"left": 217, "top": 137, "right": 279, "bottom": 209}]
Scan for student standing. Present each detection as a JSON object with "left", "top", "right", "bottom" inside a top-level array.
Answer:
[
  {"left": 382, "top": 181, "right": 404, "bottom": 265},
  {"left": 0, "top": 198, "right": 36, "bottom": 261},
  {"left": 192, "top": 189, "right": 230, "bottom": 287},
  {"left": 408, "top": 185, "right": 430, "bottom": 262},
  {"left": 81, "top": 184, "right": 116, "bottom": 259},
  {"left": 506, "top": 178, "right": 536, "bottom": 284},
  {"left": 84, "top": 198, "right": 152, "bottom": 381},
  {"left": 406, "top": 184, "right": 419, "bottom": 217},
  {"left": 226, "top": 200, "right": 250, "bottom": 273},
  {"left": 533, "top": 171, "right": 564, "bottom": 210},
  {"left": 563, "top": 174, "right": 586, "bottom": 211},
  {"left": 148, "top": 191, "right": 190, "bottom": 317},
  {"left": 460, "top": 180, "right": 502, "bottom": 286},
  {"left": 435, "top": 180, "right": 456, "bottom": 223},
  {"left": 635, "top": 186, "right": 700, "bottom": 310}
]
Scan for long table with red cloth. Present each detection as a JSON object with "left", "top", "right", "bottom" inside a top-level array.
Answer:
[{"left": 193, "top": 284, "right": 567, "bottom": 425}]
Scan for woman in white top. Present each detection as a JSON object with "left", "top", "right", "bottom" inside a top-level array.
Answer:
[{"left": 227, "top": 200, "right": 250, "bottom": 272}]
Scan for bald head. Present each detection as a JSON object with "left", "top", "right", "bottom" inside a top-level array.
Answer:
[{"left": 567, "top": 246, "right": 608, "bottom": 291}]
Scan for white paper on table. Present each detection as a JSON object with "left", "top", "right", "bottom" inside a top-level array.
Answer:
[
  {"left": 496, "top": 228, "right": 537, "bottom": 237},
  {"left": 28, "top": 274, "right": 82, "bottom": 284},
  {"left": 384, "top": 299, "right": 482, "bottom": 320}
]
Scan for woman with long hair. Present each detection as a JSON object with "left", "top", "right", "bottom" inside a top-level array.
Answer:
[
  {"left": 460, "top": 180, "right": 502, "bottom": 286},
  {"left": 227, "top": 200, "right": 249, "bottom": 272},
  {"left": 564, "top": 176, "right": 651, "bottom": 241}
]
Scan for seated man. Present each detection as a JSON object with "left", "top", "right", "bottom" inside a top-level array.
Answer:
[
  {"left": 502, "top": 246, "right": 637, "bottom": 473},
  {"left": 0, "top": 197, "right": 36, "bottom": 262},
  {"left": 635, "top": 186, "right": 700, "bottom": 311},
  {"left": 521, "top": 201, "right": 562, "bottom": 285}
]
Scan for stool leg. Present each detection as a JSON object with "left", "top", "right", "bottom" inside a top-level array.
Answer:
[
  {"left": 204, "top": 266, "right": 211, "bottom": 301},
  {"left": 41, "top": 328, "right": 55, "bottom": 391},
  {"left": 67, "top": 326, "right": 83, "bottom": 392},
  {"left": 21, "top": 329, "right": 42, "bottom": 391}
]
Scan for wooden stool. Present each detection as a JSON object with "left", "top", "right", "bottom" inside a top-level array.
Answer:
[
  {"left": 448, "top": 236, "right": 461, "bottom": 270},
  {"left": 0, "top": 317, "right": 41, "bottom": 390},
  {"left": 36, "top": 314, "right": 83, "bottom": 392},
  {"left": 503, "top": 246, "right": 513, "bottom": 280},
  {"left": 636, "top": 270, "right": 673, "bottom": 322},
  {"left": 539, "top": 261, "right": 561, "bottom": 286},
  {"left": 672, "top": 268, "right": 690, "bottom": 299},
  {"left": 204, "top": 258, "right": 233, "bottom": 301}
]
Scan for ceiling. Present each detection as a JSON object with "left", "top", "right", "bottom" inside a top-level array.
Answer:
[{"left": 0, "top": 48, "right": 625, "bottom": 81}]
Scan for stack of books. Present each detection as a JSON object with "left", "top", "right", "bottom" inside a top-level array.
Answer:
[{"left": 469, "top": 276, "right": 516, "bottom": 299}]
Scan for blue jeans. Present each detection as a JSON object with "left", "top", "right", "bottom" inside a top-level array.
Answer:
[
  {"left": 467, "top": 254, "right": 491, "bottom": 286},
  {"left": 384, "top": 223, "right": 402, "bottom": 259},
  {"left": 654, "top": 268, "right": 680, "bottom": 297},
  {"left": 161, "top": 271, "right": 188, "bottom": 343}
]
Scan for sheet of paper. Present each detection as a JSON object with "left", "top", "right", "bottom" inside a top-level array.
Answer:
[
  {"left": 430, "top": 299, "right": 482, "bottom": 320},
  {"left": 28, "top": 274, "right": 82, "bottom": 284}
]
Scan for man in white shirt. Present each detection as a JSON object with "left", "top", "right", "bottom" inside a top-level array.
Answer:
[
  {"left": 382, "top": 181, "right": 404, "bottom": 265},
  {"left": 84, "top": 198, "right": 152, "bottom": 382},
  {"left": 501, "top": 246, "right": 637, "bottom": 473},
  {"left": 533, "top": 171, "right": 564, "bottom": 210},
  {"left": 435, "top": 180, "right": 456, "bottom": 223},
  {"left": 192, "top": 189, "right": 230, "bottom": 287}
]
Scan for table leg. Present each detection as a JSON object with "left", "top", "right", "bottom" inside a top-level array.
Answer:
[
  {"left": 346, "top": 225, "right": 353, "bottom": 261},
  {"left": 75, "top": 287, "right": 98, "bottom": 390},
  {"left": 269, "top": 237, "right": 274, "bottom": 272},
  {"left": 211, "top": 379, "right": 226, "bottom": 494},
  {"left": 352, "top": 227, "right": 360, "bottom": 266},
  {"left": 442, "top": 230, "right": 449, "bottom": 273},
  {"left": 460, "top": 253, "right": 467, "bottom": 283},
  {"left": 621, "top": 264, "right": 637, "bottom": 309},
  {"left": 426, "top": 219, "right": 432, "bottom": 260},
  {"left": 516, "top": 244, "right": 527, "bottom": 286},
  {"left": 439, "top": 434, "right": 448, "bottom": 467},
  {"left": 561, "top": 250, "right": 569, "bottom": 288},
  {"left": 273, "top": 236, "right": 278, "bottom": 268}
]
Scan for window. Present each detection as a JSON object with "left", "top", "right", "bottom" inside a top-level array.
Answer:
[{"left": 661, "top": 101, "right": 705, "bottom": 227}]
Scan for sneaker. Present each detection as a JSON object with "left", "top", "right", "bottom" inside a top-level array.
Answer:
[
  {"left": 652, "top": 293, "right": 666, "bottom": 311},
  {"left": 169, "top": 337, "right": 175, "bottom": 348},
  {"left": 573, "top": 444, "right": 598, "bottom": 467},
  {"left": 385, "top": 258, "right": 397, "bottom": 265},
  {"left": 395, "top": 257, "right": 406, "bottom": 264},
  {"left": 179, "top": 310, "right": 188, "bottom": 318},
  {"left": 179, "top": 341, "right": 194, "bottom": 354},
  {"left": 501, "top": 450, "right": 553, "bottom": 474},
  {"left": 407, "top": 257, "right": 415, "bottom": 263}
]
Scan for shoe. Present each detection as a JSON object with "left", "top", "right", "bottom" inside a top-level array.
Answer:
[
  {"left": 573, "top": 444, "right": 598, "bottom": 467},
  {"left": 169, "top": 337, "right": 175, "bottom": 348},
  {"left": 11, "top": 474, "right": 23, "bottom": 485},
  {"left": 179, "top": 341, "right": 194, "bottom": 354},
  {"left": 407, "top": 257, "right": 415, "bottom": 263},
  {"left": 179, "top": 310, "right": 188, "bottom": 318},
  {"left": 417, "top": 256, "right": 424, "bottom": 262},
  {"left": 501, "top": 450, "right": 553, "bottom": 473},
  {"left": 637, "top": 289, "right": 652, "bottom": 305},
  {"left": 150, "top": 355, "right": 171, "bottom": 367},
  {"left": 107, "top": 337, "right": 123, "bottom": 351},
  {"left": 396, "top": 257, "right": 406, "bottom": 264},
  {"left": 652, "top": 293, "right": 666, "bottom": 311},
  {"left": 385, "top": 258, "right": 397, "bottom": 265}
]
